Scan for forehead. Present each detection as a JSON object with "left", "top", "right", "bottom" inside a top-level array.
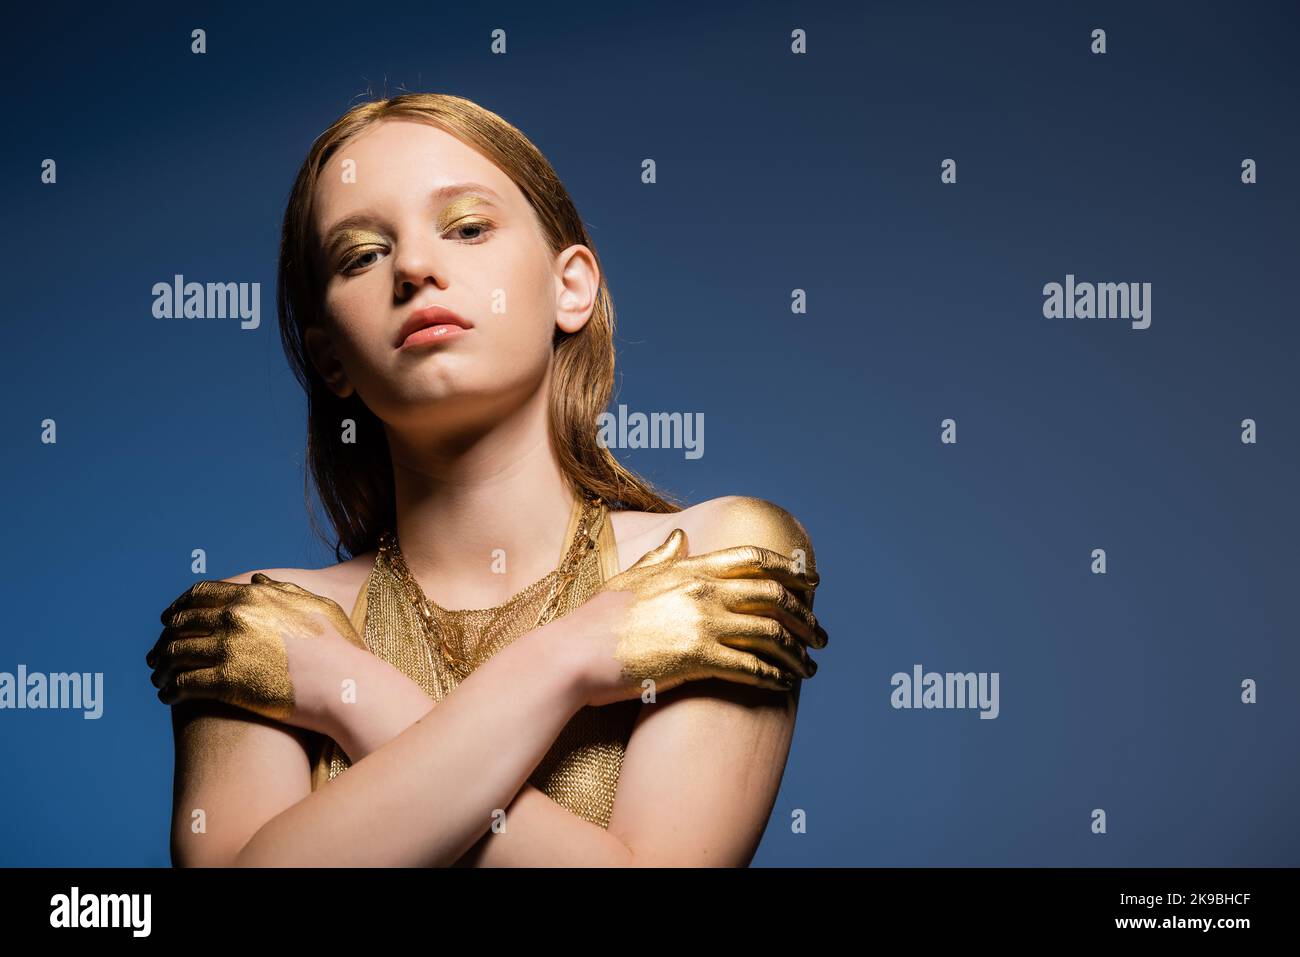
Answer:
[{"left": 313, "top": 119, "right": 521, "bottom": 229}]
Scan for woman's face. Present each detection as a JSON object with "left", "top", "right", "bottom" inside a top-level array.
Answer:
[{"left": 306, "top": 119, "right": 597, "bottom": 437}]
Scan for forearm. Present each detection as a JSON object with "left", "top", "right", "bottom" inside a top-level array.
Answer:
[
  {"left": 325, "top": 648, "right": 437, "bottom": 761},
  {"left": 456, "top": 783, "right": 635, "bottom": 867},
  {"left": 315, "top": 644, "right": 631, "bottom": 867},
  {"left": 234, "top": 618, "right": 589, "bottom": 867}
]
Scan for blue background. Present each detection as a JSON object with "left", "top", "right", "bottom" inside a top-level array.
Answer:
[{"left": 2, "top": 0, "right": 1297, "bottom": 866}]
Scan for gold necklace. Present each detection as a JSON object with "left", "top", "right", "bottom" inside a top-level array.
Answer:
[{"left": 377, "top": 495, "right": 606, "bottom": 680}]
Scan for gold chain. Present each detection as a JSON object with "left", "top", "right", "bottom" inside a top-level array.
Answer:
[{"left": 377, "top": 495, "right": 605, "bottom": 680}]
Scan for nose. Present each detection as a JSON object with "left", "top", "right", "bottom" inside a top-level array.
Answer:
[{"left": 391, "top": 230, "right": 447, "bottom": 300}]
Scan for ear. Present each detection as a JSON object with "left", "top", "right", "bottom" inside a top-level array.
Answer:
[
  {"left": 303, "top": 325, "right": 356, "bottom": 399},
  {"left": 552, "top": 244, "right": 599, "bottom": 335}
]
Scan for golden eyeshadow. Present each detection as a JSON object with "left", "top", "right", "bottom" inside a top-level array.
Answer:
[
  {"left": 323, "top": 195, "right": 493, "bottom": 263},
  {"left": 330, "top": 229, "right": 382, "bottom": 253},
  {"left": 436, "top": 195, "right": 491, "bottom": 231}
]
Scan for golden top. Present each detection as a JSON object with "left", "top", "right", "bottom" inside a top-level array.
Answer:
[{"left": 306, "top": 494, "right": 641, "bottom": 830}]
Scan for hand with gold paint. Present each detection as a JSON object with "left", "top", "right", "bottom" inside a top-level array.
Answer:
[
  {"left": 573, "top": 528, "right": 827, "bottom": 707},
  {"left": 145, "top": 574, "right": 372, "bottom": 735}
]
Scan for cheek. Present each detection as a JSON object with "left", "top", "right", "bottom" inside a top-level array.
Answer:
[
  {"left": 324, "top": 287, "right": 388, "bottom": 362},
  {"left": 313, "top": 324, "right": 384, "bottom": 399},
  {"left": 498, "top": 284, "right": 557, "bottom": 364},
  {"left": 474, "top": 247, "right": 557, "bottom": 356},
  {"left": 485, "top": 232, "right": 554, "bottom": 323},
  {"left": 522, "top": 252, "right": 561, "bottom": 339}
]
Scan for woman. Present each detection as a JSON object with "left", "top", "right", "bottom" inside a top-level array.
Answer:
[{"left": 146, "top": 93, "right": 828, "bottom": 867}]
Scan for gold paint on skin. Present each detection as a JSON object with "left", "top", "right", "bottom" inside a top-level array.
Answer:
[
  {"left": 329, "top": 228, "right": 383, "bottom": 261},
  {"left": 435, "top": 195, "right": 492, "bottom": 232},
  {"left": 311, "top": 494, "right": 643, "bottom": 829},
  {"left": 326, "top": 196, "right": 490, "bottom": 269},
  {"left": 705, "top": 497, "right": 819, "bottom": 585},
  {"left": 148, "top": 496, "right": 826, "bottom": 832},
  {"left": 599, "top": 499, "right": 825, "bottom": 695},
  {"left": 173, "top": 705, "right": 257, "bottom": 792},
  {"left": 148, "top": 575, "right": 368, "bottom": 722}
]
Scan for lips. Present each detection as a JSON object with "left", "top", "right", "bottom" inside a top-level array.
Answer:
[{"left": 395, "top": 305, "right": 474, "bottom": 349}]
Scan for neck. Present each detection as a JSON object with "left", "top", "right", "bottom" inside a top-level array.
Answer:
[{"left": 384, "top": 380, "right": 579, "bottom": 610}]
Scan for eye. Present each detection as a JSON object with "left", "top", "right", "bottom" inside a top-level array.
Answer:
[
  {"left": 335, "top": 219, "right": 495, "bottom": 276},
  {"left": 338, "top": 247, "right": 385, "bottom": 275},
  {"left": 446, "top": 218, "right": 494, "bottom": 243}
]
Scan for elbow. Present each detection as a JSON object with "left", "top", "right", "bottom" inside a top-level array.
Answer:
[
  {"left": 172, "top": 841, "right": 247, "bottom": 869},
  {"left": 179, "top": 824, "right": 275, "bottom": 868},
  {"left": 621, "top": 841, "right": 754, "bottom": 868},
  {"left": 230, "top": 831, "right": 277, "bottom": 868},
  {"left": 230, "top": 846, "right": 256, "bottom": 868},
  {"left": 623, "top": 853, "right": 747, "bottom": 868},
  {"left": 171, "top": 825, "right": 244, "bottom": 869},
  {"left": 589, "top": 834, "right": 638, "bottom": 867}
]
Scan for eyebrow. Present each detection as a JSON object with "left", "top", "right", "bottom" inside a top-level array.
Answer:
[{"left": 320, "top": 182, "right": 504, "bottom": 252}]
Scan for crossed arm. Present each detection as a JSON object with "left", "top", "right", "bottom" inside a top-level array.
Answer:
[{"left": 168, "top": 496, "right": 816, "bottom": 867}]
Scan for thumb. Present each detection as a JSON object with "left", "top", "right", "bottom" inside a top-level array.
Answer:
[
  {"left": 250, "top": 572, "right": 295, "bottom": 590},
  {"left": 632, "top": 528, "right": 688, "bottom": 569},
  {"left": 250, "top": 573, "right": 309, "bottom": 597}
]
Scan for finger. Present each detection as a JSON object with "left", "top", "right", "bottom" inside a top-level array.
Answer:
[
  {"left": 680, "top": 544, "right": 820, "bottom": 592},
  {"left": 147, "top": 610, "right": 227, "bottom": 667},
  {"left": 146, "top": 622, "right": 217, "bottom": 668},
  {"left": 254, "top": 574, "right": 336, "bottom": 613},
  {"left": 701, "top": 643, "right": 798, "bottom": 693},
  {"left": 160, "top": 580, "right": 244, "bottom": 623},
  {"left": 157, "top": 666, "right": 225, "bottom": 706},
  {"left": 711, "top": 578, "right": 827, "bottom": 650},
  {"left": 150, "top": 636, "right": 225, "bottom": 689},
  {"left": 630, "top": 529, "right": 688, "bottom": 569},
  {"left": 251, "top": 573, "right": 304, "bottom": 593},
  {"left": 716, "top": 611, "right": 816, "bottom": 679},
  {"left": 159, "top": 605, "right": 230, "bottom": 635}
]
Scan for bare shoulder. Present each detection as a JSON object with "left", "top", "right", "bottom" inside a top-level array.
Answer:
[
  {"left": 166, "top": 553, "right": 383, "bottom": 864},
  {"left": 219, "top": 550, "right": 376, "bottom": 613},
  {"left": 607, "top": 495, "right": 815, "bottom": 574},
  {"left": 686, "top": 495, "right": 814, "bottom": 558}
]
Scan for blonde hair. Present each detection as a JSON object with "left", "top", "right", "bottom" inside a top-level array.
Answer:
[{"left": 276, "top": 92, "right": 682, "bottom": 559}]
